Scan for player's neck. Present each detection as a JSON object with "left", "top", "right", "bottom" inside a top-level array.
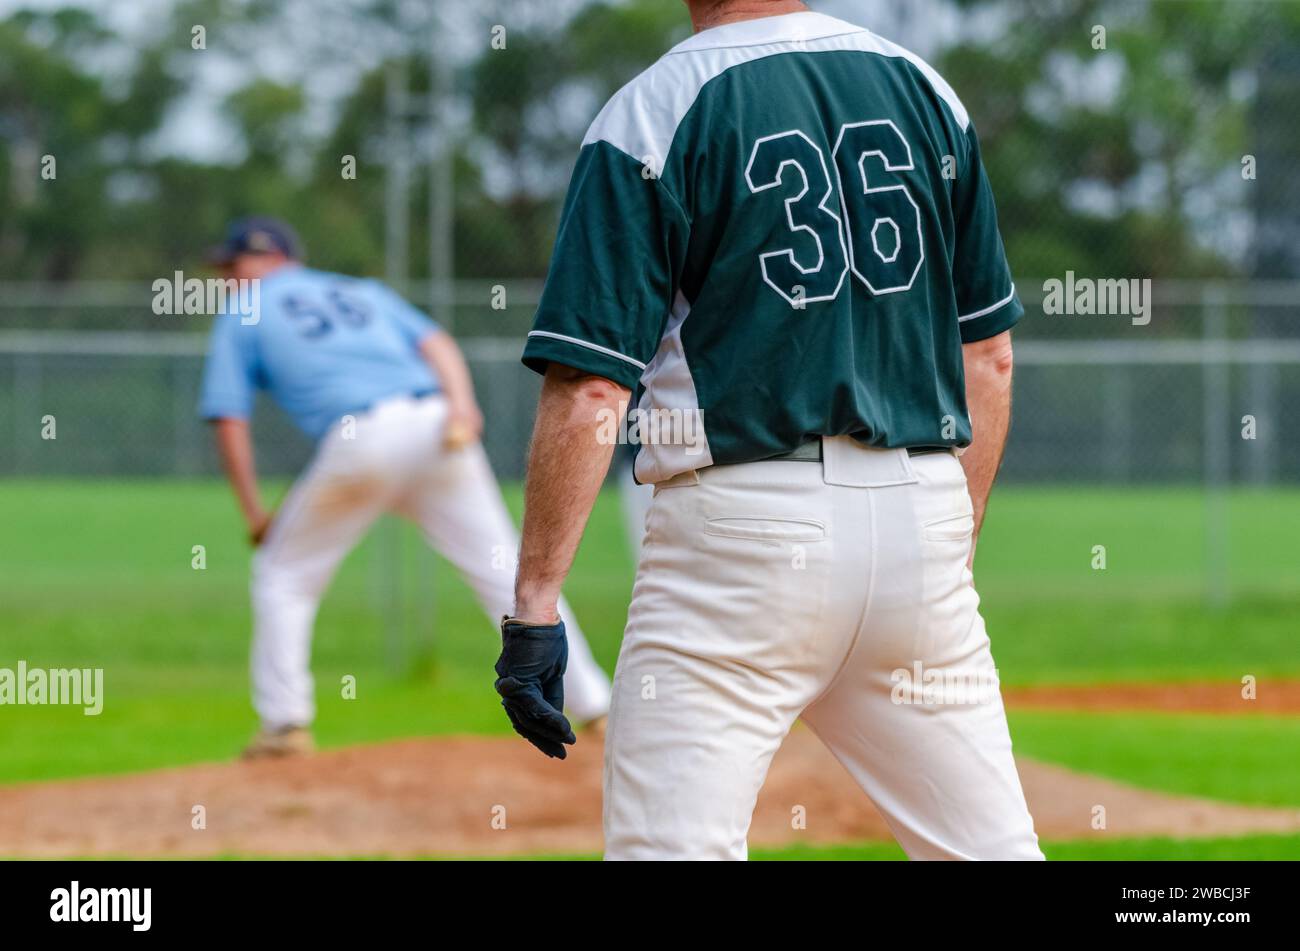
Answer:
[
  {"left": 689, "top": 1, "right": 809, "bottom": 35},
  {"left": 244, "top": 259, "right": 297, "bottom": 282}
]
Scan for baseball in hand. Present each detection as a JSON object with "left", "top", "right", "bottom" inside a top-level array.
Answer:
[
  {"left": 443, "top": 417, "right": 475, "bottom": 450},
  {"left": 249, "top": 512, "right": 273, "bottom": 547}
]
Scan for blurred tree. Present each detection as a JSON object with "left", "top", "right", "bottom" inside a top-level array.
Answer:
[
  {"left": 0, "top": 9, "right": 137, "bottom": 278},
  {"left": 1, "top": 0, "right": 1296, "bottom": 312},
  {"left": 942, "top": 0, "right": 1300, "bottom": 291},
  {"left": 458, "top": 0, "right": 689, "bottom": 278},
  {"left": 225, "top": 81, "right": 307, "bottom": 167}
]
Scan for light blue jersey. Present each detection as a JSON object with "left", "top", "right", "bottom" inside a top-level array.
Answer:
[{"left": 199, "top": 265, "right": 441, "bottom": 439}]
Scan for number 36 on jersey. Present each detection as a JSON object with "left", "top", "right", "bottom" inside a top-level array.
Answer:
[{"left": 745, "top": 119, "right": 925, "bottom": 308}]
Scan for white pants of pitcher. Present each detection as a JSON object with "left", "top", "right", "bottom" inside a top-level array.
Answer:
[
  {"left": 603, "top": 436, "right": 1042, "bottom": 860},
  {"left": 250, "top": 393, "right": 611, "bottom": 729}
]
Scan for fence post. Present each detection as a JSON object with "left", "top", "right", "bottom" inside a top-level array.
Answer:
[
  {"left": 376, "top": 56, "right": 412, "bottom": 673},
  {"left": 14, "top": 354, "right": 41, "bottom": 474},
  {"left": 419, "top": 0, "right": 454, "bottom": 659},
  {"left": 1103, "top": 364, "right": 1131, "bottom": 482},
  {"left": 172, "top": 360, "right": 199, "bottom": 476},
  {"left": 1244, "top": 361, "right": 1277, "bottom": 485},
  {"left": 1202, "top": 285, "right": 1230, "bottom": 610}
]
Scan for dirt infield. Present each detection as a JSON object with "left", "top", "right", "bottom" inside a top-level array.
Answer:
[
  {"left": 1003, "top": 680, "right": 1300, "bottom": 715},
  {"left": 3, "top": 721, "right": 1299, "bottom": 858}
]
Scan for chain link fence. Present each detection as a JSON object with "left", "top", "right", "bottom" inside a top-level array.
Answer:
[{"left": 1, "top": 280, "right": 1297, "bottom": 485}]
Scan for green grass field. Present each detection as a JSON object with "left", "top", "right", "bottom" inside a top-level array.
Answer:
[
  {"left": 538, "top": 833, "right": 1300, "bottom": 861},
  {"left": 126, "top": 834, "right": 1300, "bottom": 861},
  {"left": 2, "top": 479, "right": 1298, "bottom": 859}
]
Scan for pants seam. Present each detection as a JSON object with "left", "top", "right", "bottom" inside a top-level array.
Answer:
[{"left": 805, "top": 484, "right": 878, "bottom": 711}]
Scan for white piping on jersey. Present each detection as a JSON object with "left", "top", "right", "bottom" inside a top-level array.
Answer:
[
  {"left": 526, "top": 330, "right": 648, "bottom": 370},
  {"left": 582, "top": 11, "right": 970, "bottom": 174},
  {"left": 957, "top": 285, "right": 1017, "bottom": 322}
]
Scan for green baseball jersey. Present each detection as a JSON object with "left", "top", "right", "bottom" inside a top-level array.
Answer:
[{"left": 523, "top": 10, "right": 1021, "bottom": 483}]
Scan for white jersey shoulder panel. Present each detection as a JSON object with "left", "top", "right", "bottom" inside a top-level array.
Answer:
[{"left": 581, "top": 12, "right": 970, "bottom": 171}]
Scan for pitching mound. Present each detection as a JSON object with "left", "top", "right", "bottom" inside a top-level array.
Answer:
[{"left": 3, "top": 726, "right": 1299, "bottom": 858}]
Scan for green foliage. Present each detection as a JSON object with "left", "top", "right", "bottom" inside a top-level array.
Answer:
[
  {"left": 942, "top": 0, "right": 1298, "bottom": 281},
  {"left": 752, "top": 833, "right": 1300, "bottom": 861},
  {"left": 3, "top": 1, "right": 1293, "bottom": 287},
  {"left": 225, "top": 80, "right": 307, "bottom": 165},
  {"left": 0, "top": 0, "right": 688, "bottom": 283}
]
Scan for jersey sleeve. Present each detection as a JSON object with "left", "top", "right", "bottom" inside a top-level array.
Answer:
[
  {"left": 522, "top": 140, "right": 690, "bottom": 390},
  {"left": 950, "top": 124, "right": 1022, "bottom": 342},
  {"left": 374, "top": 282, "right": 441, "bottom": 347},
  {"left": 198, "top": 315, "right": 260, "bottom": 422}
]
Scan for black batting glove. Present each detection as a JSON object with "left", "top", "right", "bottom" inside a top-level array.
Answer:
[{"left": 494, "top": 616, "right": 576, "bottom": 760}]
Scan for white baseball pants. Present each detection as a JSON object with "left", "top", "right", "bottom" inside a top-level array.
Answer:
[
  {"left": 603, "top": 436, "right": 1042, "bottom": 860},
  {"left": 250, "top": 394, "right": 612, "bottom": 729}
]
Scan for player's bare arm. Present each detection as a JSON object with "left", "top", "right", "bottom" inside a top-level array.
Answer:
[
  {"left": 418, "top": 330, "right": 484, "bottom": 444},
  {"left": 959, "top": 329, "right": 1015, "bottom": 565},
  {"left": 492, "top": 362, "right": 624, "bottom": 759},
  {"left": 211, "top": 416, "right": 272, "bottom": 545},
  {"left": 513, "top": 363, "right": 630, "bottom": 624}
]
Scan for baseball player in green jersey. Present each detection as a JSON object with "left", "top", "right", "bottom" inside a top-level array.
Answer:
[{"left": 495, "top": 0, "right": 1042, "bottom": 859}]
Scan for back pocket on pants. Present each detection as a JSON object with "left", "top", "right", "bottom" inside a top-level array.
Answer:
[
  {"left": 922, "top": 511, "right": 974, "bottom": 543},
  {"left": 704, "top": 516, "right": 826, "bottom": 544}
]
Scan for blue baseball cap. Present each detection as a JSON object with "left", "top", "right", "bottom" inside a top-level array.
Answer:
[{"left": 207, "top": 216, "right": 305, "bottom": 265}]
